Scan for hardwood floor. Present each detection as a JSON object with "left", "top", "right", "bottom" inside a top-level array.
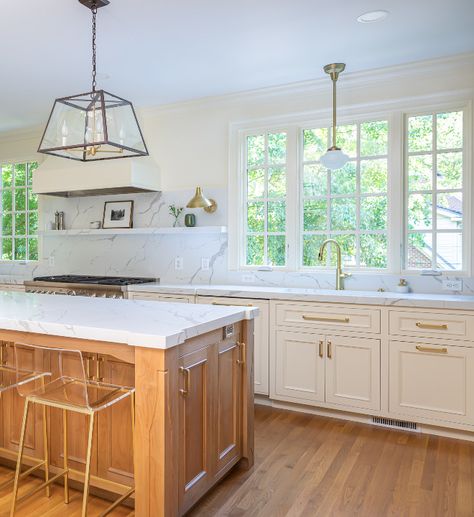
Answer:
[{"left": 1, "top": 405, "right": 474, "bottom": 516}]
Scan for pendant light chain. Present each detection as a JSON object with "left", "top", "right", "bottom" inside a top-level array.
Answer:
[{"left": 91, "top": 1, "right": 98, "bottom": 92}]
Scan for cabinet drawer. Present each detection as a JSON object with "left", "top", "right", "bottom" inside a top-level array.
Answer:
[
  {"left": 389, "top": 340, "right": 474, "bottom": 425},
  {"left": 389, "top": 310, "right": 474, "bottom": 340},
  {"left": 275, "top": 303, "right": 380, "bottom": 334},
  {"left": 128, "top": 292, "right": 193, "bottom": 303}
]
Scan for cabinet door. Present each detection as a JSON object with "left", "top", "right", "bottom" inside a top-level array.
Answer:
[
  {"left": 49, "top": 352, "right": 98, "bottom": 474},
  {"left": 325, "top": 335, "right": 380, "bottom": 411},
  {"left": 178, "top": 346, "right": 213, "bottom": 512},
  {"left": 1, "top": 342, "right": 46, "bottom": 459},
  {"left": 274, "top": 331, "right": 325, "bottom": 404},
  {"left": 197, "top": 296, "right": 270, "bottom": 395},
  {"left": 128, "top": 292, "right": 193, "bottom": 303},
  {"left": 97, "top": 355, "right": 135, "bottom": 485},
  {"left": 215, "top": 339, "right": 242, "bottom": 474},
  {"left": 389, "top": 340, "right": 474, "bottom": 425}
]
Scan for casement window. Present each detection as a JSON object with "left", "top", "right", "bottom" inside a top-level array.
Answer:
[
  {"left": 232, "top": 103, "right": 470, "bottom": 275},
  {"left": 301, "top": 121, "right": 389, "bottom": 269},
  {"left": 405, "top": 110, "right": 465, "bottom": 271},
  {"left": 0, "top": 162, "right": 39, "bottom": 261},
  {"left": 245, "top": 131, "right": 287, "bottom": 267}
]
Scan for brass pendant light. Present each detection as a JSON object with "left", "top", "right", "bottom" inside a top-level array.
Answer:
[
  {"left": 320, "top": 63, "right": 349, "bottom": 170},
  {"left": 186, "top": 187, "right": 218, "bottom": 213},
  {"left": 38, "top": 0, "right": 148, "bottom": 161}
]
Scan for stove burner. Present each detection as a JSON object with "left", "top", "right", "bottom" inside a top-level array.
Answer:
[{"left": 33, "top": 275, "right": 156, "bottom": 286}]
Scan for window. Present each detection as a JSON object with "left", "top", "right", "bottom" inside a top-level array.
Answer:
[
  {"left": 245, "top": 132, "right": 287, "bottom": 267},
  {"left": 302, "top": 120, "right": 389, "bottom": 269},
  {"left": 0, "top": 162, "right": 39, "bottom": 261},
  {"left": 405, "top": 110, "right": 464, "bottom": 271},
  {"left": 232, "top": 102, "right": 469, "bottom": 274}
]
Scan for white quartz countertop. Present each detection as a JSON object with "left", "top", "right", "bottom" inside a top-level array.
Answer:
[
  {"left": 0, "top": 291, "right": 258, "bottom": 349},
  {"left": 127, "top": 283, "right": 474, "bottom": 310}
]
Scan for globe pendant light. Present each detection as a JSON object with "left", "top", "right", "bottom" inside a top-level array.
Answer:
[
  {"left": 38, "top": 0, "right": 148, "bottom": 161},
  {"left": 320, "top": 63, "right": 349, "bottom": 170}
]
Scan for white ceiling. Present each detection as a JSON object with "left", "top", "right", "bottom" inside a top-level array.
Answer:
[{"left": 1, "top": 0, "right": 473, "bottom": 133}]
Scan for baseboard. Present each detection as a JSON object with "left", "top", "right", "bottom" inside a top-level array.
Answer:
[{"left": 254, "top": 395, "right": 474, "bottom": 443}]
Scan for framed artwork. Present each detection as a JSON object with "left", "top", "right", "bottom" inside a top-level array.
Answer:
[{"left": 102, "top": 200, "right": 134, "bottom": 229}]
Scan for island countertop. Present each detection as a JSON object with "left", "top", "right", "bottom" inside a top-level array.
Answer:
[{"left": 0, "top": 291, "right": 258, "bottom": 348}]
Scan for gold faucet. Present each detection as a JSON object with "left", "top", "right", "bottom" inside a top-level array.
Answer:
[{"left": 318, "top": 239, "right": 351, "bottom": 290}]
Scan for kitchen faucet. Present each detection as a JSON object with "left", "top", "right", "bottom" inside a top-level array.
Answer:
[{"left": 318, "top": 239, "right": 351, "bottom": 290}]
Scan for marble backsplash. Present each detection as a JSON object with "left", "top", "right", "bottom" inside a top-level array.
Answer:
[{"left": 0, "top": 189, "right": 472, "bottom": 295}]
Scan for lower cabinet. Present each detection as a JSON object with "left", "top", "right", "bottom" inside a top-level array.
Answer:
[
  {"left": 389, "top": 340, "right": 474, "bottom": 425},
  {"left": 127, "top": 292, "right": 194, "bottom": 303},
  {"left": 178, "top": 331, "right": 245, "bottom": 514},
  {"left": 274, "top": 331, "right": 381, "bottom": 411},
  {"left": 196, "top": 296, "right": 269, "bottom": 396}
]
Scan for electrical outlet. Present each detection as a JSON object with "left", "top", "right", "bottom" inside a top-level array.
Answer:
[
  {"left": 201, "top": 257, "right": 210, "bottom": 271},
  {"left": 174, "top": 257, "right": 184, "bottom": 270},
  {"left": 241, "top": 273, "right": 255, "bottom": 283},
  {"left": 48, "top": 255, "right": 55, "bottom": 267},
  {"left": 442, "top": 278, "right": 463, "bottom": 291}
]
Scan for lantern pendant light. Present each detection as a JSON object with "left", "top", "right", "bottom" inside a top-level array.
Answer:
[
  {"left": 38, "top": 0, "right": 148, "bottom": 161},
  {"left": 320, "top": 63, "right": 349, "bottom": 170}
]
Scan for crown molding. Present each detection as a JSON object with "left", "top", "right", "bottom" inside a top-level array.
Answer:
[{"left": 141, "top": 52, "right": 474, "bottom": 116}]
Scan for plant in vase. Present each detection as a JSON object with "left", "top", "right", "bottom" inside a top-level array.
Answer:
[{"left": 168, "top": 204, "right": 184, "bottom": 227}]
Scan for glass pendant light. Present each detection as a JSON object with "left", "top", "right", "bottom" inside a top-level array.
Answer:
[
  {"left": 38, "top": 0, "right": 148, "bottom": 161},
  {"left": 320, "top": 63, "right": 349, "bottom": 170}
]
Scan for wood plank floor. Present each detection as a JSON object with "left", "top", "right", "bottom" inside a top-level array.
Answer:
[{"left": 1, "top": 405, "right": 474, "bottom": 516}]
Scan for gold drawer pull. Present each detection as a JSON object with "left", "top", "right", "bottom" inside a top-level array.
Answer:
[
  {"left": 327, "top": 340, "right": 332, "bottom": 359},
  {"left": 303, "top": 315, "right": 350, "bottom": 323},
  {"left": 179, "top": 366, "right": 191, "bottom": 396},
  {"left": 212, "top": 302, "right": 253, "bottom": 307},
  {"left": 237, "top": 342, "right": 246, "bottom": 365},
  {"left": 416, "top": 345, "right": 448, "bottom": 354},
  {"left": 318, "top": 340, "right": 324, "bottom": 358},
  {"left": 415, "top": 322, "right": 448, "bottom": 330}
]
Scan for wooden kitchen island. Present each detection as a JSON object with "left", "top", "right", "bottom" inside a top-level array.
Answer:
[{"left": 0, "top": 291, "right": 256, "bottom": 516}]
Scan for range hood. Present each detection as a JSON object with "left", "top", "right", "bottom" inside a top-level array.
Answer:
[{"left": 33, "top": 156, "right": 161, "bottom": 197}]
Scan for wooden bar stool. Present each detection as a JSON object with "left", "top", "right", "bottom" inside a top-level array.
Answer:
[
  {"left": 9, "top": 343, "right": 135, "bottom": 517},
  {"left": 0, "top": 342, "right": 51, "bottom": 494}
]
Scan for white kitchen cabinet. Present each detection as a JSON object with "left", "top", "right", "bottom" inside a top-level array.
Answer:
[
  {"left": 274, "top": 330, "right": 325, "bottom": 404},
  {"left": 127, "top": 292, "right": 195, "bottom": 303},
  {"left": 325, "top": 335, "right": 380, "bottom": 411},
  {"left": 389, "top": 340, "right": 474, "bottom": 425},
  {"left": 196, "top": 296, "right": 270, "bottom": 395},
  {"left": 273, "top": 330, "right": 380, "bottom": 410}
]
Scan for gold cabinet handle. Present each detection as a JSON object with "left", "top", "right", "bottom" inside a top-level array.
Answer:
[
  {"left": 212, "top": 302, "right": 253, "bottom": 307},
  {"left": 179, "top": 366, "right": 191, "bottom": 396},
  {"left": 416, "top": 345, "right": 448, "bottom": 354},
  {"left": 318, "top": 340, "right": 324, "bottom": 358},
  {"left": 95, "top": 355, "right": 104, "bottom": 382},
  {"left": 303, "top": 315, "right": 350, "bottom": 323},
  {"left": 84, "top": 354, "right": 94, "bottom": 381},
  {"left": 327, "top": 340, "right": 332, "bottom": 359},
  {"left": 0, "top": 342, "right": 8, "bottom": 366},
  {"left": 415, "top": 322, "right": 448, "bottom": 330},
  {"left": 237, "top": 341, "right": 246, "bottom": 365}
]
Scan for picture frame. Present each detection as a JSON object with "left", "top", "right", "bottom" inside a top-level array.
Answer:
[{"left": 102, "top": 200, "right": 134, "bottom": 229}]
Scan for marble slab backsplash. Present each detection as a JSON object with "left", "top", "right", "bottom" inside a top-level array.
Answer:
[{"left": 0, "top": 188, "right": 472, "bottom": 295}]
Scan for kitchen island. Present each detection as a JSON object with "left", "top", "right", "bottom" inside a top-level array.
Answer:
[{"left": 0, "top": 291, "right": 256, "bottom": 516}]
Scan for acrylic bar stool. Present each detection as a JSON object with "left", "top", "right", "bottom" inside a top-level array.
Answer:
[
  {"left": 0, "top": 342, "right": 52, "bottom": 494},
  {"left": 10, "top": 343, "right": 135, "bottom": 517}
]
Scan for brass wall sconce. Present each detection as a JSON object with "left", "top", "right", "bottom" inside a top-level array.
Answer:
[{"left": 186, "top": 187, "right": 218, "bottom": 213}]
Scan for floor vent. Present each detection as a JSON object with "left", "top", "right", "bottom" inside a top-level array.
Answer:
[{"left": 372, "top": 416, "right": 418, "bottom": 431}]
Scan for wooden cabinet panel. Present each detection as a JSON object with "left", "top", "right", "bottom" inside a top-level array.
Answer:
[
  {"left": 215, "top": 340, "right": 242, "bottom": 474},
  {"left": 197, "top": 296, "right": 269, "bottom": 395},
  {"left": 389, "top": 310, "right": 474, "bottom": 341},
  {"left": 128, "top": 292, "right": 194, "bottom": 303},
  {"left": 389, "top": 340, "right": 474, "bottom": 425},
  {"left": 97, "top": 356, "right": 135, "bottom": 485},
  {"left": 178, "top": 346, "right": 213, "bottom": 512},
  {"left": 325, "top": 335, "right": 380, "bottom": 411},
  {"left": 275, "top": 303, "right": 380, "bottom": 334},
  {"left": 274, "top": 331, "right": 325, "bottom": 404}
]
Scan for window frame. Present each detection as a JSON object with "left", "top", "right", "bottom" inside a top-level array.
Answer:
[
  {"left": 228, "top": 95, "right": 472, "bottom": 276},
  {"left": 0, "top": 160, "right": 40, "bottom": 263}
]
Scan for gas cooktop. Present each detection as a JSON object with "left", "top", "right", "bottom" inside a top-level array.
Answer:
[{"left": 32, "top": 275, "right": 157, "bottom": 286}]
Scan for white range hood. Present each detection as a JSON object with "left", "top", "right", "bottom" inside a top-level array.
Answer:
[{"left": 33, "top": 156, "right": 161, "bottom": 197}]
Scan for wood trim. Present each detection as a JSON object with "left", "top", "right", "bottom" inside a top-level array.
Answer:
[{"left": 240, "top": 319, "right": 254, "bottom": 468}]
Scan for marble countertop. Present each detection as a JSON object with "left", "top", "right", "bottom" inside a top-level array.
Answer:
[
  {"left": 0, "top": 291, "right": 257, "bottom": 349},
  {"left": 127, "top": 283, "right": 474, "bottom": 310}
]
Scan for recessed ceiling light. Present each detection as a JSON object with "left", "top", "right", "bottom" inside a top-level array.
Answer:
[{"left": 357, "top": 10, "right": 389, "bottom": 23}]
